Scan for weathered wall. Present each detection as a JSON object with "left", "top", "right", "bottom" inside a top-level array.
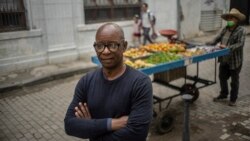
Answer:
[
  {"left": 0, "top": 0, "right": 46, "bottom": 74},
  {"left": 180, "top": 0, "right": 229, "bottom": 39},
  {"left": 0, "top": 0, "right": 229, "bottom": 74}
]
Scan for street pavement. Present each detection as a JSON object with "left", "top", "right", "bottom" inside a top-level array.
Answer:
[{"left": 0, "top": 36, "right": 250, "bottom": 141}]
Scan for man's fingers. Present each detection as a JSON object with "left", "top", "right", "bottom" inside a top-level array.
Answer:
[
  {"left": 84, "top": 103, "right": 91, "bottom": 118},
  {"left": 75, "top": 112, "right": 80, "bottom": 118},
  {"left": 78, "top": 102, "right": 91, "bottom": 119},
  {"left": 75, "top": 107, "right": 84, "bottom": 118},
  {"left": 120, "top": 116, "right": 128, "bottom": 123},
  {"left": 219, "top": 44, "right": 226, "bottom": 48},
  {"left": 74, "top": 103, "right": 92, "bottom": 119},
  {"left": 79, "top": 102, "right": 88, "bottom": 118}
]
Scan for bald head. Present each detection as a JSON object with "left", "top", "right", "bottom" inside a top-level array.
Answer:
[
  {"left": 96, "top": 23, "right": 125, "bottom": 41},
  {"left": 94, "top": 23, "right": 127, "bottom": 70}
]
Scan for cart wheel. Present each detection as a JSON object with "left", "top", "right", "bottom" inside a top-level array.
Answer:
[
  {"left": 155, "top": 111, "right": 174, "bottom": 134},
  {"left": 181, "top": 83, "right": 199, "bottom": 102}
]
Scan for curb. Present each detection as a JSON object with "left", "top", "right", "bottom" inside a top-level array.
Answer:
[{"left": 0, "top": 66, "right": 97, "bottom": 93}]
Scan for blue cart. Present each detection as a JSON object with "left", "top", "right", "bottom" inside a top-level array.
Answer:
[{"left": 91, "top": 48, "right": 229, "bottom": 136}]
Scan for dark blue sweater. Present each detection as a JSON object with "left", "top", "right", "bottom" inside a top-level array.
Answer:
[{"left": 64, "top": 66, "right": 153, "bottom": 141}]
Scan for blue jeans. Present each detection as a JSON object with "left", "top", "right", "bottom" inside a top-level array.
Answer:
[{"left": 142, "top": 27, "right": 153, "bottom": 45}]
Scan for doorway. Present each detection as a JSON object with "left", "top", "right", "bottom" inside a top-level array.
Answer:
[{"left": 230, "top": 0, "right": 250, "bottom": 25}]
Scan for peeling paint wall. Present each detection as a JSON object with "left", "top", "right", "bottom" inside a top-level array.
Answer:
[{"left": 180, "top": 0, "right": 229, "bottom": 39}]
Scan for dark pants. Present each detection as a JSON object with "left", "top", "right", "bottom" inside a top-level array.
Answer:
[
  {"left": 219, "top": 63, "right": 242, "bottom": 102},
  {"left": 142, "top": 27, "right": 153, "bottom": 45}
]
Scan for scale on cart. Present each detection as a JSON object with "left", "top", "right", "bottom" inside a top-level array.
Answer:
[{"left": 159, "top": 29, "right": 178, "bottom": 43}]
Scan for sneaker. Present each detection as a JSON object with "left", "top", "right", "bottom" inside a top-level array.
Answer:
[
  {"left": 213, "top": 96, "right": 227, "bottom": 102},
  {"left": 228, "top": 101, "right": 236, "bottom": 106}
]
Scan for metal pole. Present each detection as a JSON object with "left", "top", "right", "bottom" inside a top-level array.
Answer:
[
  {"left": 177, "top": 0, "right": 181, "bottom": 39},
  {"left": 214, "top": 58, "right": 217, "bottom": 83},
  {"left": 183, "top": 100, "right": 190, "bottom": 141},
  {"left": 182, "top": 94, "right": 192, "bottom": 141}
]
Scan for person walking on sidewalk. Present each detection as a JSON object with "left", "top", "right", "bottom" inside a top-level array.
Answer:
[
  {"left": 206, "top": 8, "right": 246, "bottom": 106},
  {"left": 64, "top": 23, "right": 153, "bottom": 141},
  {"left": 141, "top": 2, "right": 156, "bottom": 45},
  {"left": 132, "top": 14, "right": 142, "bottom": 47}
]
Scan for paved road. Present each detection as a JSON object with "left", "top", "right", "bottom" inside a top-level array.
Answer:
[{"left": 0, "top": 37, "right": 250, "bottom": 141}]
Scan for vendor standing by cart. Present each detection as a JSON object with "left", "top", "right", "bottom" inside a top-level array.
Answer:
[{"left": 206, "top": 8, "right": 246, "bottom": 106}]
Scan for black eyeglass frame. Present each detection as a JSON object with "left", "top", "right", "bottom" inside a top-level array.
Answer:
[{"left": 93, "top": 40, "right": 125, "bottom": 53}]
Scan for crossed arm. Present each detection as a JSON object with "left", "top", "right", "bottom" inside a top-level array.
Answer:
[
  {"left": 64, "top": 77, "right": 153, "bottom": 141},
  {"left": 74, "top": 102, "right": 128, "bottom": 131}
]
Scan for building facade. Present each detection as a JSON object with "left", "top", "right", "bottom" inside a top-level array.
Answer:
[{"left": 0, "top": 0, "right": 229, "bottom": 74}]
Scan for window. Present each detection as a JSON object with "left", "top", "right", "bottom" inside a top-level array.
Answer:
[
  {"left": 200, "top": 10, "right": 222, "bottom": 31},
  {"left": 0, "top": 0, "right": 27, "bottom": 32},
  {"left": 84, "top": 0, "right": 141, "bottom": 24}
]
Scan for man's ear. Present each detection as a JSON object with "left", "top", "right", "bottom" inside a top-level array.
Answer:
[{"left": 123, "top": 41, "right": 128, "bottom": 51}]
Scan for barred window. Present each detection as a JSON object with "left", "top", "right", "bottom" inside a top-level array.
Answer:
[
  {"left": 84, "top": 0, "right": 141, "bottom": 24},
  {"left": 0, "top": 0, "right": 27, "bottom": 32}
]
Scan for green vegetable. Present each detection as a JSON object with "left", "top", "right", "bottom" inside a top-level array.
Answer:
[{"left": 144, "top": 52, "right": 182, "bottom": 64}]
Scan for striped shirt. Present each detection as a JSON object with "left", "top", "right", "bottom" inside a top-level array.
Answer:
[{"left": 209, "top": 26, "right": 246, "bottom": 69}]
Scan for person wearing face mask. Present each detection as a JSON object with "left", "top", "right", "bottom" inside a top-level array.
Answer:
[{"left": 206, "top": 8, "right": 246, "bottom": 106}]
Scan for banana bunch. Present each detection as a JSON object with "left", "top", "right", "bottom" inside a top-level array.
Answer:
[
  {"left": 124, "top": 59, "right": 154, "bottom": 69},
  {"left": 124, "top": 48, "right": 151, "bottom": 59}
]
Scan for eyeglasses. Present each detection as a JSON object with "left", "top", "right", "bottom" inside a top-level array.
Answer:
[{"left": 93, "top": 40, "right": 124, "bottom": 53}]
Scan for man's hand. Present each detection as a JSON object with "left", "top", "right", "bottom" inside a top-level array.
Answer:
[
  {"left": 219, "top": 44, "right": 226, "bottom": 49},
  {"left": 75, "top": 102, "right": 91, "bottom": 119},
  {"left": 111, "top": 116, "right": 128, "bottom": 131}
]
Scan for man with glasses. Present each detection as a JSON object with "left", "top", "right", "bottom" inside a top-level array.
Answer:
[{"left": 64, "top": 23, "right": 153, "bottom": 141}]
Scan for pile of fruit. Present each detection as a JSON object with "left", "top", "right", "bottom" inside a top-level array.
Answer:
[
  {"left": 123, "top": 48, "right": 152, "bottom": 59},
  {"left": 141, "top": 43, "right": 186, "bottom": 53},
  {"left": 123, "top": 42, "right": 208, "bottom": 69}
]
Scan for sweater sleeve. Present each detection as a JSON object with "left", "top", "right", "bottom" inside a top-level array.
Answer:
[
  {"left": 100, "top": 76, "right": 153, "bottom": 141},
  {"left": 64, "top": 77, "right": 109, "bottom": 139},
  {"left": 207, "top": 28, "right": 225, "bottom": 45}
]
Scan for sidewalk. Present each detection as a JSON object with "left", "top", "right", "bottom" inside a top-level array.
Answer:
[
  {"left": 1, "top": 26, "right": 249, "bottom": 93},
  {"left": 0, "top": 61, "right": 97, "bottom": 93}
]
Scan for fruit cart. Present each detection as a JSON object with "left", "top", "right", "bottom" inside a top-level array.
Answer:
[{"left": 91, "top": 45, "right": 229, "bottom": 134}]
